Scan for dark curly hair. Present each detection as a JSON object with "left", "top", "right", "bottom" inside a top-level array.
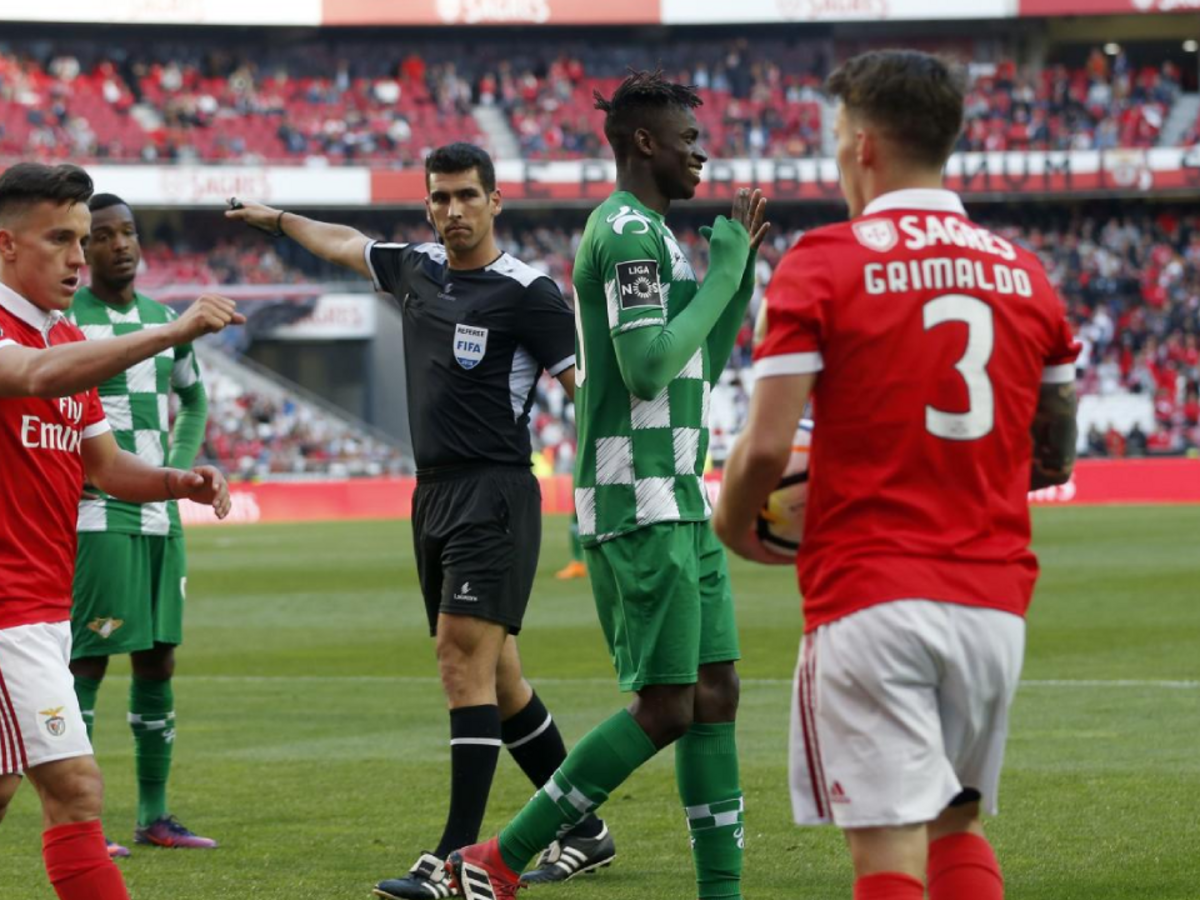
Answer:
[{"left": 595, "top": 69, "right": 703, "bottom": 161}]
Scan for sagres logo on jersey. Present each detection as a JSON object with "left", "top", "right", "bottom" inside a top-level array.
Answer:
[
  {"left": 453, "top": 323, "right": 489, "bottom": 370},
  {"left": 606, "top": 206, "right": 653, "bottom": 236},
  {"left": 40, "top": 707, "right": 67, "bottom": 737},
  {"left": 615, "top": 260, "right": 663, "bottom": 310},
  {"left": 852, "top": 219, "right": 899, "bottom": 253},
  {"left": 87, "top": 617, "right": 125, "bottom": 639}
]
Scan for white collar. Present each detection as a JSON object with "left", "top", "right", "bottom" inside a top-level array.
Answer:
[
  {"left": 0, "top": 280, "right": 64, "bottom": 333},
  {"left": 862, "top": 189, "right": 967, "bottom": 217}
]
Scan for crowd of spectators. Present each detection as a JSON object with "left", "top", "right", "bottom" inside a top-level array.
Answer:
[
  {"left": 3, "top": 35, "right": 1193, "bottom": 167},
  {"left": 197, "top": 371, "right": 409, "bottom": 479},
  {"left": 959, "top": 51, "right": 1182, "bottom": 153},
  {"left": 486, "top": 40, "right": 829, "bottom": 160},
  {"left": 0, "top": 40, "right": 483, "bottom": 166}
]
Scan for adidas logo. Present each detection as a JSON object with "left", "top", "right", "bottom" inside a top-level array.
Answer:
[
  {"left": 460, "top": 862, "right": 497, "bottom": 900},
  {"left": 830, "top": 781, "right": 851, "bottom": 804}
]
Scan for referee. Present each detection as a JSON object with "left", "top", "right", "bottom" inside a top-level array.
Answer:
[{"left": 227, "top": 143, "right": 612, "bottom": 900}]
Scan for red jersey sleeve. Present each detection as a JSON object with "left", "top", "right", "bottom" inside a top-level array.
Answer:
[
  {"left": 751, "top": 237, "right": 833, "bottom": 379},
  {"left": 81, "top": 386, "right": 111, "bottom": 439}
]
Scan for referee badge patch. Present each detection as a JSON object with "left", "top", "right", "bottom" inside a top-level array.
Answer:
[
  {"left": 453, "top": 323, "right": 489, "bottom": 370},
  {"left": 615, "top": 260, "right": 663, "bottom": 310}
]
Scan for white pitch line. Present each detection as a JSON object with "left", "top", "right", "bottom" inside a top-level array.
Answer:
[{"left": 104, "top": 675, "right": 1200, "bottom": 689}]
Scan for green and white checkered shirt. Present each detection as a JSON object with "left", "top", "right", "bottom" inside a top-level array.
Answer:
[
  {"left": 571, "top": 192, "right": 712, "bottom": 545},
  {"left": 69, "top": 287, "right": 203, "bottom": 537}
]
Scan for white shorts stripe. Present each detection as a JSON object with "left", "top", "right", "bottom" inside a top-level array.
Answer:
[
  {"left": 800, "top": 635, "right": 830, "bottom": 819},
  {"left": 0, "top": 665, "right": 26, "bottom": 774}
]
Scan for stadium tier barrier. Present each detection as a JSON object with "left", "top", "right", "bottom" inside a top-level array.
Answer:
[{"left": 179, "top": 458, "right": 1200, "bottom": 526}]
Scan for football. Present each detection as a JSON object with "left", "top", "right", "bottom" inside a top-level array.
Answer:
[{"left": 755, "top": 419, "right": 813, "bottom": 557}]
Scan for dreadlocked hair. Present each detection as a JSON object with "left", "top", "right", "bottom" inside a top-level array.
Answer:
[{"left": 594, "top": 69, "right": 702, "bottom": 159}]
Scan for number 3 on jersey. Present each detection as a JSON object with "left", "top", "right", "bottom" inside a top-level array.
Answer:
[{"left": 923, "top": 294, "right": 994, "bottom": 441}]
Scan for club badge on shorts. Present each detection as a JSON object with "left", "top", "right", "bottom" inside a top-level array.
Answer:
[
  {"left": 40, "top": 707, "right": 67, "bottom": 737},
  {"left": 453, "top": 323, "right": 488, "bottom": 370}
]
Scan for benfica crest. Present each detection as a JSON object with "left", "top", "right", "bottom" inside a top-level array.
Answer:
[
  {"left": 852, "top": 219, "right": 899, "bottom": 253},
  {"left": 40, "top": 707, "right": 67, "bottom": 737}
]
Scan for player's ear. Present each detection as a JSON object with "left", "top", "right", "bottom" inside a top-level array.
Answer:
[
  {"left": 423, "top": 198, "right": 436, "bottom": 235},
  {"left": 632, "top": 126, "right": 655, "bottom": 159},
  {"left": 0, "top": 226, "right": 16, "bottom": 262},
  {"left": 490, "top": 188, "right": 502, "bottom": 218},
  {"left": 857, "top": 127, "right": 874, "bottom": 168}
]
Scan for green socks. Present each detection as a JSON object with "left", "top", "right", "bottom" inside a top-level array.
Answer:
[
  {"left": 499, "top": 709, "right": 656, "bottom": 872},
  {"left": 129, "top": 677, "right": 175, "bottom": 827},
  {"left": 73, "top": 675, "right": 178, "bottom": 827},
  {"left": 676, "top": 722, "right": 744, "bottom": 900},
  {"left": 73, "top": 676, "right": 102, "bottom": 743}
]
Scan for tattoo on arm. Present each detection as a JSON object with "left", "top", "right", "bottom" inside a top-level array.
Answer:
[{"left": 1030, "top": 381, "right": 1078, "bottom": 490}]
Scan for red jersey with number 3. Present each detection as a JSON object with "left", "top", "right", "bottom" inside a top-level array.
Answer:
[
  {"left": 753, "top": 190, "right": 1079, "bottom": 631},
  {"left": 0, "top": 285, "right": 109, "bottom": 630}
]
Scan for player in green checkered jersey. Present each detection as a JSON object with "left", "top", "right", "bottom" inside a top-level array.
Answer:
[
  {"left": 67, "top": 194, "right": 216, "bottom": 854},
  {"left": 449, "top": 71, "right": 768, "bottom": 900}
]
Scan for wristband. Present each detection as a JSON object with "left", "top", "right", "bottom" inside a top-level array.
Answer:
[{"left": 274, "top": 210, "right": 289, "bottom": 238}]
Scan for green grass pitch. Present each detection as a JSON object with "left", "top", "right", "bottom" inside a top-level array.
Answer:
[{"left": 3, "top": 507, "right": 1198, "bottom": 899}]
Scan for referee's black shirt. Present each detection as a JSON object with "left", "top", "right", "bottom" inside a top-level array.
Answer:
[{"left": 366, "top": 240, "right": 575, "bottom": 476}]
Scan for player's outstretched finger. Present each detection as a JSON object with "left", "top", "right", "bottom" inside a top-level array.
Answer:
[{"left": 731, "top": 188, "right": 747, "bottom": 225}]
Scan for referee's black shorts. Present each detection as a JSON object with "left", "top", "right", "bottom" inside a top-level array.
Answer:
[{"left": 411, "top": 465, "right": 542, "bottom": 636}]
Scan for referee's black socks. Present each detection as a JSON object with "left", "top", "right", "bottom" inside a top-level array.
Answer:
[
  {"left": 502, "top": 691, "right": 604, "bottom": 839},
  {"left": 434, "top": 704, "right": 502, "bottom": 859}
]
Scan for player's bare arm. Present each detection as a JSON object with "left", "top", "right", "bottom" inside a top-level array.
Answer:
[
  {"left": 714, "top": 372, "right": 815, "bottom": 564},
  {"left": 225, "top": 198, "right": 371, "bottom": 279},
  {"left": 556, "top": 366, "right": 576, "bottom": 402},
  {"left": 1030, "top": 380, "right": 1078, "bottom": 490},
  {"left": 82, "top": 431, "right": 232, "bottom": 518},
  {"left": 0, "top": 294, "right": 242, "bottom": 399}
]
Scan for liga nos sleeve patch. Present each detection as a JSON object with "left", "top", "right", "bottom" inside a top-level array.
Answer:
[{"left": 615, "top": 260, "right": 664, "bottom": 310}]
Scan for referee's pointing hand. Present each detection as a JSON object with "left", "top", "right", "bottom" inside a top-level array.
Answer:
[{"left": 225, "top": 197, "right": 283, "bottom": 234}]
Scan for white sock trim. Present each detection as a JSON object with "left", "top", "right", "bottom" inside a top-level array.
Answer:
[{"left": 504, "top": 713, "right": 553, "bottom": 750}]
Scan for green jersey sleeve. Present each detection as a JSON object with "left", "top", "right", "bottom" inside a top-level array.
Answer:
[{"left": 591, "top": 216, "right": 669, "bottom": 339}]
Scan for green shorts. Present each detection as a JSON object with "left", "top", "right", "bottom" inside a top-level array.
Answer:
[
  {"left": 71, "top": 533, "right": 187, "bottom": 659},
  {"left": 584, "top": 520, "right": 740, "bottom": 692}
]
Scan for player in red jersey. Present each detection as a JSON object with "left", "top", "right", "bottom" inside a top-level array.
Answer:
[
  {"left": 0, "top": 163, "right": 243, "bottom": 900},
  {"left": 714, "top": 52, "right": 1079, "bottom": 900}
]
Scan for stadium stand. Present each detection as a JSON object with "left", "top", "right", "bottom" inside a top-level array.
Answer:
[
  {"left": 193, "top": 347, "right": 410, "bottom": 479},
  {"left": 1, "top": 35, "right": 1191, "bottom": 166},
  {"left": 958, "top": 53, "right": 1182, "bottom": 152}
]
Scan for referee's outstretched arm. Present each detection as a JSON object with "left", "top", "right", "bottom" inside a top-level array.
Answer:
[{"left": 225, "top": 199, "right": 370, "bottom": 279}]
